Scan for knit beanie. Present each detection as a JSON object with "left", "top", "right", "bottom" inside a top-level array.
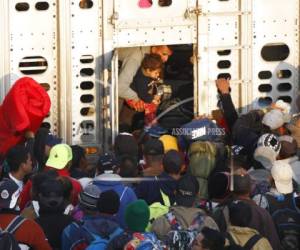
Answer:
[
  {"left": 125, "top": 200, "right": 150, "bottom": 232},
  {"left": 97, "top": 190, "right": 120, "bottom": 215}
]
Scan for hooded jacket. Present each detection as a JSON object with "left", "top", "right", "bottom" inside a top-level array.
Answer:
[
  {"left": 93, "top": 173, "right": 137, "bottom": 229},
  {"left": 151, "top": 206, "right": 219, "bottom": 239},
  {"left": 227, "top": 226, "right": 272, "bottom": 250},
  {"left": 61, "top": 215, "right": 121, "bottom": 250}
]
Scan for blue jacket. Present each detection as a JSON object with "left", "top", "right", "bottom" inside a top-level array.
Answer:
[
  {"left": 93, "top": 174, "right": 137, "bottom": 229},
  {"left": 61, "top": 214, "right": 121, "bottom": 250},
  {"left": 134, "top": 172, "right": 178, "bottom": 205}
]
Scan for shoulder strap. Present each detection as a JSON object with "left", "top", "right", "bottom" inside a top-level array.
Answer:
[
  {"left": 165, "top": 211, "right": 182, "bottom": 231},
  {"left": 109, "top": 227, "right": 123, "bottom": 240},
  {"left": 119, "top": 187, "right": 128, "bottom": 201},
  {"left": 226, "top": 232, "right": 237, "bottom": 246},
  {"left": 243, "top": 234, "right": 262, "bottom": 250},
  {"left": 4, "top": 216, "right": 26, "bottom": 234}
]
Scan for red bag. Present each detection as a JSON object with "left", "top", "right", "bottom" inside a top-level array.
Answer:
[{"left": 0, "top": 77, "right": 51, "bottom": 158}]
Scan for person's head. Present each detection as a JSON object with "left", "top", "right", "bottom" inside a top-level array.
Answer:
[
  {"left": 176, "top": 174, "right": 199, "bottom": 207},
  {"left": 0, "top": 178, "right": 20, "bottom": 210},
  {"left": 125, "top": 199, "right": 150, "bottom": 232},
  {"left": 46, "top": 144, "right": 73, "bottom": 170},
  {"left": 271, "top": 161, "right": 293, "bottom": 194},
  {"left": 38, "top": 178, "right": 64, "bottom": 213},
  {"left": 31, "top": 170, "right": 58, "bottom": 200},
  {"left": 118, "top": 155, "right": 138, "bottom": 178},
  {"left": 70, "top": 145, "right": 88, "bottom": 173},
  {"left": 78, "top": 184, "right": 101, "bottom": 215},
  {"left": 262, "top": 109, "right": 285, "bottom": 131},
  {"left": 143, "top": 138, "right": 164, "bottom": 165},
  {"left": 208, "top": 171, "right": 231, "bottom": 200},
  {"left": 97, "top": 189, "right": 120, "bottom": 215},
  {"left": 163, "top": 150, "right": 183, "bottom": 178},
  {"left": 34, "top": 128, "right": 62, "bottom": 169},
  {"left": 192, "top": 227, "right": 225, "bottom": 250},
  {"left": 233, "top": 172, "right": 251, "bottom": 197},
  {"left": 228, "top": 201, "right": 252, "bottom": 227},
  {"left": 96, "top": 153, "right": 119, "bottom": 176},
  {"left": 151, "top": 45, "right": 172, "bottom": 63},
  {"left": 141, "top": 54, "right": 163, "bottom": 79},
  {"left": 114, "top": 133, "right": 138, "bottom": 158},
  {"left": 6, "top": 145, "right": 32, "bottom": 176},
  {"left": 278, "top": 135, "right": 297, "bottom": 159}
]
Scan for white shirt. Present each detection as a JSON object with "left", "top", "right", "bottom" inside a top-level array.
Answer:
[{"left": 9, "top": 173, "right": 23, "bottom": 192}]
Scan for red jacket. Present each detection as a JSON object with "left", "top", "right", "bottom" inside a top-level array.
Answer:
[
  {"left": 0, "top": 212, "right": 52, "bottom": 250},
  {"left": 20, "top": 168, "right": 82, "bottom": 210},
  {"left": 0, "top": 77, "right": 51, "bottom": 159}
]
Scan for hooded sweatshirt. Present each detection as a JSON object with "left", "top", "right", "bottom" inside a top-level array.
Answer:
[{"left": 93, "top": 173, "right": 137, "bottom": 229}]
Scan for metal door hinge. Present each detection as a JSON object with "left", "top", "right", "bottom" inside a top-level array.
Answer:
[
  {"left": 109, "top": 12, "right": 119, "bottom": 25},
  {"left": 185, "top": 6, "right": 202, "bottom": 19}
]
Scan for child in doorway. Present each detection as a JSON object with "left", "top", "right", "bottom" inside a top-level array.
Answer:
[{"left": 126, "top": 54, "right": 163, "bottom": 127}]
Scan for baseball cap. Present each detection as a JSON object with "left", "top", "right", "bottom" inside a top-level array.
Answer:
[
  {"left": 144, "top": 138, "right": 164, "bottom": 155},
  {"left": 97, "top": 153, "right": 118, "bottom": 173},
  {"left": 46, "top": 144, "right": 73, "bottom": 170},
  {"left": 45, "top": 133, "right": 62, "bottom": 147},
  {"left": 257, "top": 133, "right": 281, "bottom": 154},
  {"left": 271, "top": 160, "right": 293, "bottom": 194},
  {"left": 262, "top": 109, "right": 285, "bottom": 130},
  {"left": 159, "top": 135, "right": 179, "bottom": 153},
  {"left": 0, "top": 178, "right": 20, "bottom": 209},
  {"left": 176, "top": 174, "right": 199, "bottom": 207}
]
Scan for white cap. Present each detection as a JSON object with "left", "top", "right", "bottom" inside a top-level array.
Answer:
[
  {"left": 262, "top": 109, "right": 285, "bottom": 130},
  {"left": 271, "top": 160, "right": 293, "bottom": 194},
  {"left": 254, "top": 146, "right": 277, "bottom": 170}
]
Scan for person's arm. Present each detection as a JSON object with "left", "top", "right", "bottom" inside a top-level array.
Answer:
[
  {"left": 216, "top": 78, "right": 238, "bottom": 131},
  {"left": 118, "top": 57, "right": 141, "bottom": 100}
]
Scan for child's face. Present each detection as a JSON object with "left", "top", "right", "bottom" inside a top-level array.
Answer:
[{"left": 145, "top": 69, "right": 160, "bottom": 79}]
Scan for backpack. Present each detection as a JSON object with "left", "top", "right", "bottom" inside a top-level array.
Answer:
[
  {"left": 146, "top": 189, "right": 171, "bottom": 231},
  {"left": 0, "top": 216, "right": 26, "bottom": 250},
  {"left": 226, "top": 232, "right": 262, "bottom": 250},
  {"left": 265, "top": 194, "right": 300, "bottom": 250},
  {"left": 164, "top": 211, "right": 208, "bottom": 250},
  {"left": 188, "top": 141, "right": 229, "bottom": 199},
  {"left": 156, "top": 98, "right": 193, "bottom": 130},
  {"left": 124, "top": 232, "right": 165, "bottom": 250},
  {"left": 69, "top": 221, "right": 123, "bottom": 250}
]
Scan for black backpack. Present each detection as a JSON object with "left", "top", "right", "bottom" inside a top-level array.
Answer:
[
  {"left": 156, "top": 98, "right": 193, "bottom": 130},
  {"left": 226, "top": 232, "right": 262, "bottom": 250},
  {"left": 0, "top": 216, "right": 26, "bottom": 250},
  {"left": 265, "top": 194, "right": 300, "bottom": 250}
]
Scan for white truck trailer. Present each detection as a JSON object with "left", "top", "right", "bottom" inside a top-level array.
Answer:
[{"left": 0, "top": 0, "right": 299, "bottom": 158}]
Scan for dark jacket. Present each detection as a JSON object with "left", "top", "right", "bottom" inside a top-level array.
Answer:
[
  {"left": 218, "top": 93, "right": 238, "bottom": 132},
  {"left": 130, "top": 68, "right": 154, "bottom": 103},
  {"left": 134, "top": 172, "right": 178, "bottom": 205},
  {"left": 93, "top": 174, "right": 137, "bottom": 229},
  {"left": 36, "top": 211, "right": 73, "bottom": 250},
  {"left": 62, "top": 215, "right": 121, "bottom": 250}
]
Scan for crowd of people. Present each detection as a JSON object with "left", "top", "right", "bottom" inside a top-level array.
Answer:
[{"left": 0, "top": 43, "right": 300, "bottom": 250}]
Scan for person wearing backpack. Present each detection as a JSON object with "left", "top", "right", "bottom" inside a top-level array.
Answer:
[
  {"left": 93, "top": 153, "right": 137, "bottom": 229},
  {"left": 106, "top": 199, "right": 165, "bottom": 249},
  {"left": 35, "top": 178, "right": 74, "bottom": 250},
  {"left": 256, "top": 161, "right": 300, "bottom": 250},
  {"left": 0, "top": 178, "right": 52, "bottom": 250},
  {"left": 226, "top": 201, "right": 272, "bottom": 250},
  {"left": 151, "top": 174, "right": 219, "bottom": 241},
  {"left": 62, "top": 188, "right": 122, "bottom": 250}
]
